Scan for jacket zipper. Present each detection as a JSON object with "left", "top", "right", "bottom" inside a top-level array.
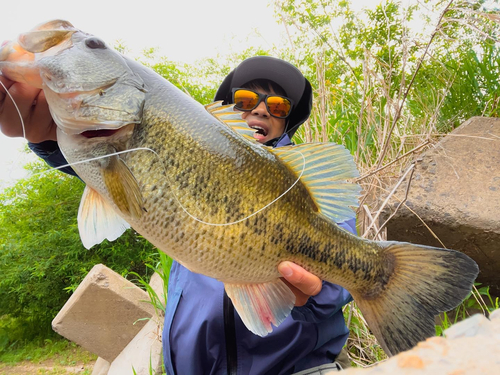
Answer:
[{"left": 224, "top": 291, "right": 238, "bottom": 375}]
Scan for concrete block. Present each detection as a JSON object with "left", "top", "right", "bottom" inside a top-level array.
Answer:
[
  {"left": 444, "top": 313, "right": 490, "bottom": 339},
  {"left": 338, "top": 309, "right": 500, "bottom": 374},
  {"left": 91, "top": 357, "right": 110, "bottom": 375},
  {"left": 381, "top": 117, "right": 500, "bottom": 294},
  {"left": 108, "top": 316, "right": 164, "bottom": 375},
  {"left": 52, "top": 264, "right": 156, "bottom": 362}
]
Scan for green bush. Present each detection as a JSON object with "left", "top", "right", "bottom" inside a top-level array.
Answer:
[{"left": 0, "top": 162, "right": 159, "bottom": 345}]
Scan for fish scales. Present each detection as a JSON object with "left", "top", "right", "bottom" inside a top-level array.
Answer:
[
  {"left": 0, "top": 20, "right": 479, "bottom": 356},
  {"left": 127, "top": 86, "right": 369, "bottom": 284}
]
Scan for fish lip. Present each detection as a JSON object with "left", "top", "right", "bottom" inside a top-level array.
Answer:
[
  {"left": 76, "top": 122, "right": 136, "bottom": 139},
  {"left": 247, "top": 120, "right": 269, "bottom": 136}
]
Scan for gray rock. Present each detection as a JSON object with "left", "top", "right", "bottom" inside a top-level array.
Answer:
[
  {"left": 107, "top": 316, "right": 163, "bottom": 375},
  {"left": 91, "top": 358, "right": 110, "bottom": 375},
  {"left": 443, "top": 313, "right": 490, "bottom": 339},
  {"left": 340, "top": 310, "right": 500, "bottom": 374},
  {"left": 380, "top": 117, "right": 500, "bottom": 295},
  {"left": 52, "top": 264, "right": 156, "bottom": 362}
]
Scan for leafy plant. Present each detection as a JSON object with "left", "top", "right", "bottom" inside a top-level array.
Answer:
[
  {"left": 0, "top": 162, "right": 159, "bottom": 345},
  {"left": 436, "top": 283, "right": 500, "bottom": 335},
  {"left": 276, "top": 0, "right": 500, "bottom": 177},
  {"left": 128, "top": 250, "right": 172, "bottom": 314}
]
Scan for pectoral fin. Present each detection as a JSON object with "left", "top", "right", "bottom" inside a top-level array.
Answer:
[
  {"left": 78, "top": 186, "right": 130, "bottom": 249},
  {"left": 224, "top": 279, "right": 296, "bottom": 337},
  {"left": 102, "top": 156, "right": 144, "bottom": 220}
]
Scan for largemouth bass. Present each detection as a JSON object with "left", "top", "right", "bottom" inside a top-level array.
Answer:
[{"left": 0, "top": 20, "right": 479, "bottom": 356}]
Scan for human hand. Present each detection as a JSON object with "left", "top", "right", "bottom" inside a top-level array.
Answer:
[
  {"left": 0, "top": 75, "right": 57, "bottom": 142},
  {"left": 278, "top": 261, "right": 322, "bottom": 306}
]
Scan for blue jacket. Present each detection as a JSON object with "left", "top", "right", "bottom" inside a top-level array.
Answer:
[{"left": 29, "top": 137, "right": 355, "bottom": 375}]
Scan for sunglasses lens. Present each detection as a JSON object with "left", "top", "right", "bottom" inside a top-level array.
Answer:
[
  {"left": 266, "top": 96, "right": 292, "bottom": 118},
  {"left": 234, "top": 89, "right": 260, "bottom": 111}
]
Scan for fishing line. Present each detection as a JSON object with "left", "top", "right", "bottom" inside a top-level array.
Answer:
[
  {"left": 41, "top": 144, "right": 306, "bottom": 227},
  {"left": 171, "top": 147, "right": 306, "bottom": 227},
  {"left": 1, "top": 77, "right": 306, "bottom": 226},
  {"left": 0, "top": 78, "right": 26, "bottom": 139}
]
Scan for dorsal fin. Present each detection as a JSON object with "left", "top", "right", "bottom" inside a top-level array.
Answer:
[
  {"left": 205, "top": 101, "right": 257, "bottom": 140},
  {"left": 205, "top": 101, "right": 361, "bottom": 223},
  {"left": 270, "top": 143, "right": 361, "bottom": 224}
]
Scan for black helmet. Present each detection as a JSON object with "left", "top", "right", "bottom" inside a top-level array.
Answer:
[{"left": 214, "top": 56, "right": 312, "bottom": 142}]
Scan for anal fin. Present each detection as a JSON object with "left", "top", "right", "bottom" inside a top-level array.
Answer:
[
  {"left": 78, "top": 186, "right": 131, "bottom": 249},
  {"left": 225, "top": 279, "right": 296, "bottom": 337}
]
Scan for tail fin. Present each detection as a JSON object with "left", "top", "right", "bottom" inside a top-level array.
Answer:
[{"left": 352, "top": 241, "right": 478, "bottom": 356}]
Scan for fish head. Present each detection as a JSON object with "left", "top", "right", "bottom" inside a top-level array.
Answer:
[
  {"left": 35, "top": 24, "right": 146, "bottom": 135},
  {"left": 2, "top": 21, "right": 150, "bottom": 220},
  {"left": 2, "top": 20, "right": 146, "bottom": 136}
]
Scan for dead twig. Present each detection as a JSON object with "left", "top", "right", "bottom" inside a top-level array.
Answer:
[
  {"left": 357, "top": 141, "right": 430, "bottom": 182},
  {"left": 374, "top": 0, "right": 455, "bottom": 170},
  {"left": 373, "top": 166, "right": 416, "bottom": 239},
  {"left": 362, "top": 163, "right": 415, "bottom": 238}
]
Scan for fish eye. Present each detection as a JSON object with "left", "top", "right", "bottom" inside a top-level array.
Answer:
[{"left": 85, "top": 37, "right": 106, "bottom": 49}]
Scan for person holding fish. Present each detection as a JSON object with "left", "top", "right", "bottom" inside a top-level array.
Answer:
[
  {"left": 1, "top": 22, "right": 481, "bottom": 375},
  {"left": 1, "top": 55, "right": 356, "bottom": 374}
]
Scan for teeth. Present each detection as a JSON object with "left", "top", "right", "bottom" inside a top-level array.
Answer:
[{"left": 250, "top": 125, "right": 267, "bottom": 136}]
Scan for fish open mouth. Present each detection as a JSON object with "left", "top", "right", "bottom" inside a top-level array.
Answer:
[{"left": 80, "top": 129, "right": 120, "bottom": 138}]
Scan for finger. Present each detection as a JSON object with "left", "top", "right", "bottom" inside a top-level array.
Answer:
[
  {"left": 0, "top": 75, "right": 14, "bottom": 103},
  {"left": 278, "top": 261, "right": 322, "bottom": 297},
  {"left": 26, "top": 90, "right": 57, "bottom": 142},
  {"left": 0, "top": 81, "right": 40, "bottom": 138},
  {"left": 280, "top": 279, "right": 310, "bottom": 306}
]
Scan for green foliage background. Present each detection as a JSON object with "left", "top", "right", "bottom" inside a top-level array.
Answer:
[{"left": 0, "top": 163, "right": 158, "bottom": 348}]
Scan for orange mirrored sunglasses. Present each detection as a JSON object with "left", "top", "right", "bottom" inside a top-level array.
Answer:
[{"left": 232, "top": 88, "right": 294, "bottom": 119}]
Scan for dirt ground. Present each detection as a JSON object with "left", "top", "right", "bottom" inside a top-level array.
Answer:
[{"left": 0, "top": 359, "right": 96, "bottom": 375}]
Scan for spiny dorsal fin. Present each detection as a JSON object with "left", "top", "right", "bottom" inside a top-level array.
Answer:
[
  {"left": 205, "top": 101, "right": 257, "bottom": 140},
  {"left": 205, "top": 102, "right": 361, "bottom": 223},
  {"left": 270, "top": 143, "right": 361, "bottom": 224}
]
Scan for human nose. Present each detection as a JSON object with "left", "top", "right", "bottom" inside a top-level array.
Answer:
[{"left": 251, "top": 100, "right": 270, "bottom": 117}]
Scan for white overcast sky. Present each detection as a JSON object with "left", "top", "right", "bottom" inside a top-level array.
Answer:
[{"left": 0, "top": 0, "right": 379, "bottom": 189}]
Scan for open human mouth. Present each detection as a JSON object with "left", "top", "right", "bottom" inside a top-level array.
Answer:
[{"left": 249, "top": 125, "right": 268, "bottom": 137}]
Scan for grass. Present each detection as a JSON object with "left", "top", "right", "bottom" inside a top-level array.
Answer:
[
  {"left": 128, "top": 250, "right": 172, "bottom": 315},
  {"left": 0, "top": 338, "right": 96, "bottom": 375},
  {"left": 435, "top": 284, "right": 500, "bottom": 336},
  {"left": 0, "top": 338, "right": 96, "bottom": 365}
]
